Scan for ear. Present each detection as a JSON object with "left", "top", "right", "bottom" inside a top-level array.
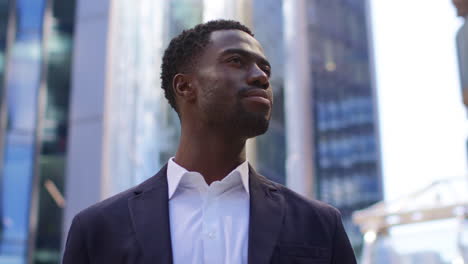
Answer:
[{"left": 173, "top": 73, "right": 196, "bottom": 102}]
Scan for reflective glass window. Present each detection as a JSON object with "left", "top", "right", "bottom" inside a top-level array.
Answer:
[
  {"left": 252, "top": 0, "right": 287, "bottom": 185},
  {"left": 32, "top": 0, "right": 76, "bottom": 263},
  {"left": 456, "top": 21, "right": 468, "bottom": 106},
  {"left": 305, "top": 0, "right": 381, "bottom": 253},
  {"left": 0, "top": 0, "right": 9, "bottom": 107},
  {"left": 0, "top": 0, "right": 46, "bottom": 263},
  {"left": 0, "top": 0, "right": 8, "bottom": 254}
]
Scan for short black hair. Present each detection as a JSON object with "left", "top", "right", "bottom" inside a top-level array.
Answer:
[{"left": 160, "top": 19, "right": 254, "bottom": 113}]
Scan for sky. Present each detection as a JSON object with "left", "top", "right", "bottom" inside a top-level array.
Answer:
[{"left": 371, "top": 0, "right": 468, "bottom": 200}]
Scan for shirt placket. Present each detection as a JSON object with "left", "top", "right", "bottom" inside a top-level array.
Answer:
[{"left": 202, "top": 184, "right": 222, "bottom": 264}]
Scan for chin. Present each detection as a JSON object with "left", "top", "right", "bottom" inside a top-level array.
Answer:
[
  {"left": 235, "top": 112, "right": 271, "bottom": 138},
  {"left": 243, "top": 123, "right": 269, "bottom": 138}
]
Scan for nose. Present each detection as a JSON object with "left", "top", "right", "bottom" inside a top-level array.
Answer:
[{"left": 247, "top": 64, "right": 269, "bottom": 89}]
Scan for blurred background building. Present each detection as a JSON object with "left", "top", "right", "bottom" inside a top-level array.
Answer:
[
  {"left": 454, "top": 0, "right": 468, "bottom": 110},
  {"left": 0, "top": 0, "right": 381, "bottom": 263},
  {"left": 253, "top": 0, "right": 382, "bottom": 252},
  {"left": 0, "top": 0, "right": 75, "bottom": 263},
  {"left": 453, "top": 0, "right": 468, "bottom": 162},
  {"left": 353, "top": 177, "right": 468, "bottom": 264}
]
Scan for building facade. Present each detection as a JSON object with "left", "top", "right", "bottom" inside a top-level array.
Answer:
[
  {"left": 252, "top": 0, "right": 383, "bottom": 252},
  {"left": 0, "top": 0, "right": 76, "bottom": 263},
  {"left": 452, "top": 0, "right": 468, "bottom": 164},
  {"left": 453, "top": 0, "right": 468, "bottom": 109},
  {"left": 457, "top": 20, "right": 468, "bottom": 111},
  {"left": 309, "top": 0, "right": 383, "bottom": 250}
]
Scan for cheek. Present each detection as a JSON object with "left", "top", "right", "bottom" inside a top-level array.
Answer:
[
  {"left": 200, "top": 77, "right": 237, "bottom": 102},
  {"left": 195, "top": 68, "right": 241, "bottom": 110}
]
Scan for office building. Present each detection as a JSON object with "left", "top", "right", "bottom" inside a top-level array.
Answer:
[
  {"left": 0, "top": 0, "right": 75, "bottom": 263},
  {"left": 310, "top": 0, "right": 383, "bottom": 250},
  {"left": 252, "top": 0, "right": 383, "bottom": 251},
  {"left": 453, "top": 0, "right": 468, "bottom": 110},
  {"left": 452, "top": 0, "right": 468, "bottom": 163}
]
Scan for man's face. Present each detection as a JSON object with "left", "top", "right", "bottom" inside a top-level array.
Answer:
[{"left": 191, "top": 29, "right": 273, "bottom": 138}]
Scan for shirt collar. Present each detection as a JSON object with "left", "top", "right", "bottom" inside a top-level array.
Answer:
[{"left": 167, "top": 157, "right": 250, "bottom": 199}]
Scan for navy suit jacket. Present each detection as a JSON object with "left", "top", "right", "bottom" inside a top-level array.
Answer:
[{"left": 62, "top": 164, "right": 357, "bottom": 264}]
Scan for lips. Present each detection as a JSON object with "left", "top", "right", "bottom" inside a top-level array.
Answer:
[
  {"left": 241, "top": 88, "right": 272, "bottom": 108},
  {"left": 244, "top": 88, "right": 268, "bottom": 98}
]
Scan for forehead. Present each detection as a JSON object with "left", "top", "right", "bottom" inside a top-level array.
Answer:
[{"left": 205, "top": 29, "right": 266, "bottom": 58}]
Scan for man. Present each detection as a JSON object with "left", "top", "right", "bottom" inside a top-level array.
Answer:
[{"left": 63, "top": 20, "right": 357, "bottom": 264}]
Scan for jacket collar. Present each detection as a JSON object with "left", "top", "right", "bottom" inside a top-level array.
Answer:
[
  {"left": 128, "top": 163, "right": 285, "bottom": 264},
  {"left": 166, "top": 158, "right": 250, "bottom": 199},
  {"left": 247, "top": 165, "right": 285, "bottom": 264},
  {"left": 128, "top": 164, "right": 173, "bottom": 264}
]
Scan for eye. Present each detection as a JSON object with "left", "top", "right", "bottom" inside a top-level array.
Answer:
[
  {"left": 227, "top": 56, "right": 242, "bottom": 65},
  {"left": 262, "top": 66, "right": 271, "bottom": 77}
]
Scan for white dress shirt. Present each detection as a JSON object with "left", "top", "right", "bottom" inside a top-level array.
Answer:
[{"left": 167, "top": 158, "right": 250, "bottom": 264}]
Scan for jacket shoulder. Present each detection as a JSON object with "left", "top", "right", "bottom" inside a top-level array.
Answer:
[
  {"left": 75, "top": 168, "right": 166, "bottom": 223},
  {"left": 265, "top": 177, "right": 340, "bottom": 215},
  {"left": 77, "top": 185, "right": 136, "bottom": 220},
  {"left": 257, "top": 176, "right": 342, "bottom": 227}
]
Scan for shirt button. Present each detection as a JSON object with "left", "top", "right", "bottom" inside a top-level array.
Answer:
[{"left": 207, "top": 231, "right": 216, "bottom": 239}]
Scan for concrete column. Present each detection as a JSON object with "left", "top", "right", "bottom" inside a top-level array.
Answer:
[
  {"left": 453, "top": 0, "right": 468, "bottom": 110},
  {"left": 202, "top": 0, "right": 251, "bottom": 24},
  {"left": 283, "top": 0, "right": 314, "bottom": 198},
  {"left": 62, "top": 0, "right": 112, "bottom": 243},
  {"left": 456, "top": 19, "right": 468, "bottom": 109},
  {"left": 365, "top": 0, "right": 384, "bottom": 196}
]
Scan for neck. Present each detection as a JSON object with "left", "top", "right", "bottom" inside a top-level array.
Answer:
[{"left": 174, "top": 123, "right": 247, "bottom": 185}]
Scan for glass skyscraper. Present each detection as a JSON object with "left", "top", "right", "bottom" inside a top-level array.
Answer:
[
  {"left": 453, "top": 0, "right": 468, "bottom": 111},
  {"left": 0, "top": 0, "right": 75, "bottom": 263},
  {"left": 252, "top": 0, "right": 382, "bottom": 252},
  {"left": 453, "top": 0, "right": 468, "bottom": 164},
  {"left": 251, "top": 1, "right": 287, "bottom": 185}
]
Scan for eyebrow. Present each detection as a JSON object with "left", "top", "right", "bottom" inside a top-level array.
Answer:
[{"left": 220, "top": 48, "right": 271, "bottom": 69}]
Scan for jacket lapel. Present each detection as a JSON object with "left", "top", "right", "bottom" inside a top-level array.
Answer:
[
  {"left": 248, "top": 166, "right": 285, "bottom": 264},
  {"left": 128, "top": 165, "right": 173, "bottom": 264}
]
